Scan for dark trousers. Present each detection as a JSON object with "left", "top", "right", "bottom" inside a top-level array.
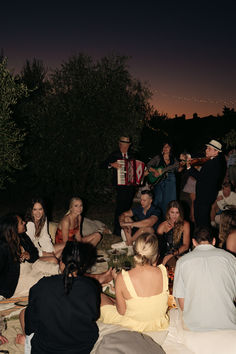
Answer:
[
  {"left": 113, "top": 185, "right": 136, "bottom": 236},
  {"left": 194, "top": 200, "right": 211, "bottom": 227}
]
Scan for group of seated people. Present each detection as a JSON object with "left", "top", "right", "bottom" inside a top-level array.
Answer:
[
  {"left": 120, "top": 188, "right": 236, "bottom": 258},
  {"left": 119, "top": 190, "right": 191, "bottom": 265},
  {"left": 0, "top": 193, "right": 236, "bottom": 353}
]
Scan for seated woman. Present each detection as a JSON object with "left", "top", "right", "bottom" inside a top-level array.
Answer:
[
  {"left": 0, "top": 213, "right": 45, "bottom": 298},
  {"left": 25, "top": 197, "right": 64, "bottom": 261},
  {"left": 100, "top": 233, "right": 169, "bottom": 332},
  {"left": 55, "top": 197, "right": 101, "bottom": 247},
  {"left": 219, "top": 209, "right": 236, "bottom": 255},
  {"left": 17, "top": 241, "right": 101, "bottom": 353},
  {"left": 157, "top": 200, "right": 190, "bottom": 265}
]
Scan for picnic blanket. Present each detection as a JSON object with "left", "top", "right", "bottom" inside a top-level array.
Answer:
[{"left": 1, "top": 307, "right": 236, "bottom": 354}]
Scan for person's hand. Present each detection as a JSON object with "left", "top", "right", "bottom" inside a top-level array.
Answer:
[
  {"left": 15, "top": 333, "right": 25, "bottom": 345},
  {"left": 110, "top": 161, "right": 121, "bottom": 169},
  {"left": 20, "top": 251, "right": 30, "bottom": 262},
  {"left": 162, "top": 254, "right": 174, "bottom": 266},
  {"left": 0, "top": 334, "right": 8, "bottom": 345},
  {"left": 74, "top": 230, "right": 82, "bottom": 242},
  {"left": 121, "top": 222, "right": 134, "bottom": 228},
  {"left": 216, "top": 195, "right": 223, "bottom": 201},
  {"left": 149, "top": 167, "right": 161, "bottom": 177}
]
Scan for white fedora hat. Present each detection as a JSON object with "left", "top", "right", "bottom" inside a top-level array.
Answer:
[{"left": 206, "top": 139, "right": 222, "bottom": 152}]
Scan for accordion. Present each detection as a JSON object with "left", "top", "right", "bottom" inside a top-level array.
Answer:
[{"left": 117, "top": 159, "right": 145, "bottom": 186}]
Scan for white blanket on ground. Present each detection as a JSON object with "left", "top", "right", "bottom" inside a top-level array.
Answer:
[
  {"left": 1, "top": 309, "right": 236, "bottom": 354},
  {"left": 92, "top": 309, "right": 236, "bottom": 354},
  {"left": 13, "top": 260, "right": 59, "bottom": 297}
]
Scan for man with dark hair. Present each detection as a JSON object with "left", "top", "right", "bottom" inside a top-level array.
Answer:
[
  {"left": 119, "top": 190, "right": 161, "bottom": 246},
  {"left": 173, "top": 227, "right": 236, "bottom": 331},
  {"left": 102, "top": 136, "right": 136, "bottom": 236}
]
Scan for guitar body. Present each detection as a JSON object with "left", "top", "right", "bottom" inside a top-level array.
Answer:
[
  {"left": 147, "top": 166, "right": 167, "bottom": 185},
  {"left": 147, "top": 161, "right": 179, "bottom": 185}
]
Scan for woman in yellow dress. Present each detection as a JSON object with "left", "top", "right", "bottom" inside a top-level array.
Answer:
[{"left": 100, "top": 233, "right": 169, "bottom": 332}]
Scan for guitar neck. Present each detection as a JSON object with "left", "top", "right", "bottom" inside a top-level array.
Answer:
[{"left": 161, "top": 162, "right": 179, "bottom": 174}]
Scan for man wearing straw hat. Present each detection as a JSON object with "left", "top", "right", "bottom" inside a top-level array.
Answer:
[
  {"left": 102, "top": 136, "right": 136, "bottom": 236},
  {"left": 187, "top": 139, "right": 226, "bottom": 227}
]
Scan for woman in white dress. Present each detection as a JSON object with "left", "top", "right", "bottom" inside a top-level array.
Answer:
[{"left": 25, "top": 197, "right": 63, "bottom": 262}]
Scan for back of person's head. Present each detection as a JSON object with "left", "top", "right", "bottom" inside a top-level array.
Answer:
[
  {"left": 194, "top": 227, "right": 214, "bottom": 244},
  {"left": 134, "top": 233, "right": 159, "bottom": 266},
  {"left": 0, "top": 213, "right": 21, "bottom": 261},
  {"left": 141, "top": 189, "right": 154, "bottom": 200},
  {"left": 62, "top": 241, "right": 97, "bottom": 294}
]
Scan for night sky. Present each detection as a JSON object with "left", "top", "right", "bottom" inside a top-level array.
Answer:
[{"left": 1, "top": 1, "right": 236, "bottom": 118}]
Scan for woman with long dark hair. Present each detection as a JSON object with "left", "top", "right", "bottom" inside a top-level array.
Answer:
[
  {"left": 157, "top": 200, "right": 190, "bottom": 265},
  {"left": 21, "top": 241, "right": 101, "bottom": 353},
  {"left": 147, "top": 142, "right": 179, "bottom": 220},
  {"left": 0, "top": 214, "right": 22, "bottom": 298},
  {"left": 0, "top": 213, "right": 42, "bottom": 298},
  {"left": 25, "top": 197, "right": 63, "bottom": 261}
]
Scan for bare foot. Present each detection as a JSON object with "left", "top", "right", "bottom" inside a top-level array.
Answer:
[{"left": 15, "top": 333, "right": 25, "bottom": 345}]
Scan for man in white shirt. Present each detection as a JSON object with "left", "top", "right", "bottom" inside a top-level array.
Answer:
[
  {"left": 173, "top": 227, "right": 236, "bottom": 331},
  {"left": 211, "top": 182, "right": 236, "bottom": 225}
]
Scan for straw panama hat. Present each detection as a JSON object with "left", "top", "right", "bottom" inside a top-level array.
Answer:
[{"left": 206, "top": 139, "right": 222, "bottom": 152}]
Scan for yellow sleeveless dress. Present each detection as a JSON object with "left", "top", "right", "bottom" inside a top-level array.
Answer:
[{"left": 100, "top": 264, "right": 169, "bottom": 331}]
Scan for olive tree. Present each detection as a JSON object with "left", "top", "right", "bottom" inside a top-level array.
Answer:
[{"left": 0, "top": 58, "right": 28, "bottom": 188}]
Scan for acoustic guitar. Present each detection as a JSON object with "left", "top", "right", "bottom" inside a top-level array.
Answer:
[{"left": 147, "top": 161, "right": 179, "bottom": 185}]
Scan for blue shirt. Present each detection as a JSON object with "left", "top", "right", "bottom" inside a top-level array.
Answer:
[{"left": 131, "top": 204, "right": 161, "bottom": 230}]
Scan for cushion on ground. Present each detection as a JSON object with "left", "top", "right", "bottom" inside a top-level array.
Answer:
[{"left": 94, "top": 330, "right": 166, "bottom": 354}]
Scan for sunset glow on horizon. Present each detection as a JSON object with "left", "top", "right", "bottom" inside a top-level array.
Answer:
[{"left": 2, "top": 2, "right": 236, "bottom": 119}]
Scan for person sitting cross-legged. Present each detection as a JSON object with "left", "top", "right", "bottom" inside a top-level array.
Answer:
[
  {"left": 16, "top": 241, "right": 101, "bottom": 353},
  {"left": 100, "top": 233, "right": 169, "bottom": 332},
  {"left": 173, "top": 227, "right": 236, "bottom": 331},
  {"left": 119, "top": 190, "right": 161, "bottom": 246}
]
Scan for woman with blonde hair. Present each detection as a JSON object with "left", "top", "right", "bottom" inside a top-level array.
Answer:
[
  {"left": 219, "top": 209, "right": 236, "bottom": 255},
  {"left": 55, "top": 197, "right": 101, "bottom": 247},
  {"left": 157, "top": 200, "right": 190, "bottom": 265},
  {"left": 100, "top": 233, "right": 169, "bottom": 332}
]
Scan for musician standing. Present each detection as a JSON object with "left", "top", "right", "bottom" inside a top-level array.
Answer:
[
  {"left": 147, "top": 142, "right": 178, "bottom": 220},
  {"left": 102, "top": 136, "right": 136, "bottom": 236},
  {"left": 187, "top": 139, "right": 226, "bottom": 227}
]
